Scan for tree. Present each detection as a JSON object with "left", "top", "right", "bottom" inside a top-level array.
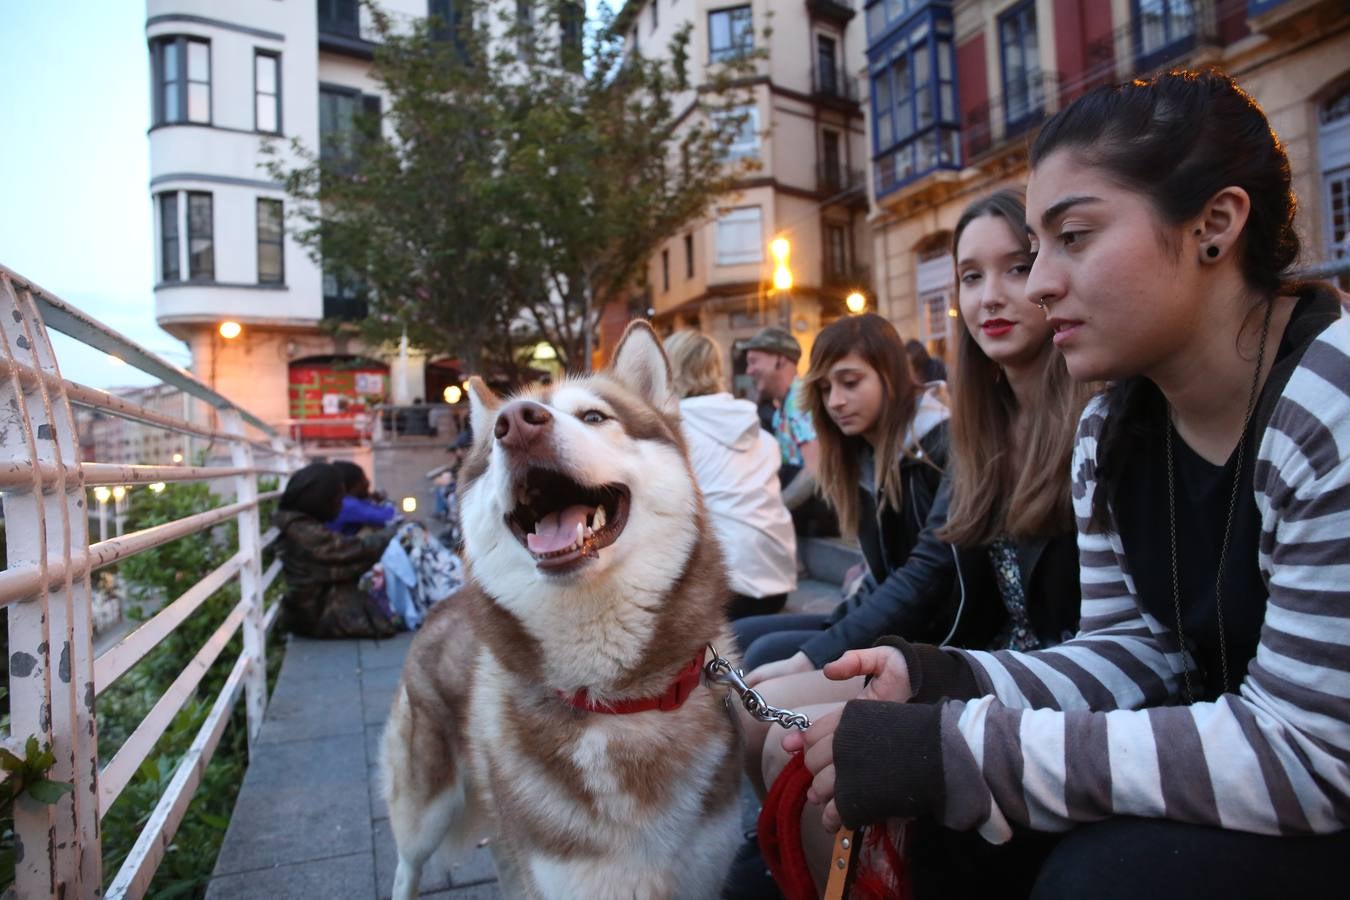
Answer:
[{"left": 269, "top": 0, "right": 761, "bottom": 375}]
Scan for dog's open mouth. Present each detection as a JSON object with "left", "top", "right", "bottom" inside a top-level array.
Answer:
[{"left": 506, "top": 467, "right": 631, "bottom": 572}]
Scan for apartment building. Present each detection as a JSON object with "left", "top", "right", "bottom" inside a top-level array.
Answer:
[
  {"left": 863, "top": 0, "right": 1349, "bottom": 361},
  {"left": 146, "top": 0, "right": 474, "bottom": 446},
  {"left": 611, "top": 0, "right": 874, "bottom": 384}
]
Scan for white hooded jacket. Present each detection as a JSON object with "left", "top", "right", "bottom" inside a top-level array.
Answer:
[{"left": 679, "top": 393, "right": 798, "bottom": 599}]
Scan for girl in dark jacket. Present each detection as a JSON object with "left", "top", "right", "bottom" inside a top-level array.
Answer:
[
  {"left": 274, "top": 462, "right": 399, "bottom": 639},
  {"left": 732, "top": 313, "right": 951, "bottom": 671}
]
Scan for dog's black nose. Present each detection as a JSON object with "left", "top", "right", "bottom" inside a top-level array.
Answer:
[{"left": 495, "top": 400, "right": 553, "bottom": 449}]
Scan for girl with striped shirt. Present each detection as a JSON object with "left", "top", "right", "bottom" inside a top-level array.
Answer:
[{"left": 787, "top": 68, "right": 1350, "bottom": 898}]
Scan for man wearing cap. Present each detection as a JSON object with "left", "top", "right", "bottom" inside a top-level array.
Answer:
[{"left": 742, "top": 326, "right": 821, "bottom": 518}]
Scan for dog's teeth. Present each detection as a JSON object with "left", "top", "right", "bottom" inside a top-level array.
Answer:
[
  {"left": 593, "top": 506, "right": 606, "bottom": 530},
  {"left": 575, "top": 522, "right": 584, "bottom": 546}
]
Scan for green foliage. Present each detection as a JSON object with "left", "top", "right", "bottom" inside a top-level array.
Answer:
[
  {"left": 0, "top": 735, "right": 75, "bottom": 883},
  {"left": 268, "top": 0, "right": 763, "bottom": 373}
]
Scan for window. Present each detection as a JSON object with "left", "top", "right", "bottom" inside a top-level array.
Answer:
[
  {"left": 320, "top": 86, "right": 381, "bottom": 167},
  {"left": 318, "top": 0, "right": 360, "bottom": 39},
  {"left": 650, "top": 0, "right": 658, "bottom": 32},
  {"left": 515, "top": 0, "right": 535, "bottom": 61},
  {"left": 715, "top": 206, "right": 763, "bottom": 265},
  {"left": 186, "top": 192, "right": 214, "bottom": 281},
  {"left": 869, "top": 8, "right": 960, "bottom": 197},
  {"left": 661, "top": 249, "right": 670, "bottom": 292},
  {"left": 1133, "top": 0, "right": 1196, "bottom": 67},
  {"left": 915, "top": 241, "right": 954, "bottom": 358},
  {"left": 821, "top": 129, "right": 841, "bottom": 190},
  {"left": 999, "top": 2, "right": 1041, "bottom": 131},
  {"left": 1321, "top": 87, "right": 1350, "bottom": 291},
  {"left": 257, "top": 199, "right": 285, "bottom": 284},
  {"left": 709, "top": 6, "right": 753, "bottom": 63},
  {"left": 150, "top": 36, "right": 210, "bottom": 125},
  {"left": 159, "top": 193, "right": 180, "bottom": 282},
  {"left": 255, "top": 51, "right": 281, "bottom": 133},
  {"left": 825, "top": 224, "right": 848, "bottom": 277},
  {"left": 560, "top": 2, "right": 583, "bottom": 72},
  {"left": 323, "top": 268, "right": 368, "bottom": 320},
  {"left": 816, "top": 34, "right": 839, "bottom": 95},
  {"left": 713, "top": 104, "right": 759, "bottom": 160},
  {"left": 684, "top": 233, "right": 694, "bottom": 278}
]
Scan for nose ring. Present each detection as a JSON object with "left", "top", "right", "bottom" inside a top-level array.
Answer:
[{"left": 1035, "top": 297, "right": 1050, "bottom": 312}]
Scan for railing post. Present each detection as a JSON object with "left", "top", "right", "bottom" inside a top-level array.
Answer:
[
  {"left": 0, "top": 273, "right": 100, "bottom": 895},
  {"left": 222, "top": 410, "right": 268, "bottom": 745}
]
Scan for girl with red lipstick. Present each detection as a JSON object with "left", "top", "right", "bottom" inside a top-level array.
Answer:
[
  {"left": 736, "top": 190, "right": 1093, "bottom": 898},
  {"left": 787, "top": 69, "right": 1350, "bottom": 899}
]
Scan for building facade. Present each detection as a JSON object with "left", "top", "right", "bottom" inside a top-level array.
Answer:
[
  {"left": 612, "top": 0, "right": 875, "bottom": 387},
  {"left": 146, "top": 0, "right": 446, "bottom": 449},
  {"left": 864, "top": 0, "right": 1350, "bottom": 362}
]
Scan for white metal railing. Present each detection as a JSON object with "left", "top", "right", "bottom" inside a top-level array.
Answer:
[{"left": 0, "top": 264, "right": 305, "bottom": 898}]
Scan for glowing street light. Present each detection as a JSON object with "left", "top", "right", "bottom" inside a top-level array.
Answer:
[
  {"left": 401, "top": 496, "right": 418, "bottom": 513},
  {"left": 148, "top": 482, "right": 167, "bottom": 494},
  {"left": 769, "top": 235, "right": 793, "bottom": 294},
  {"left": 172, "top": 452, "right": 184, "bottom": 464},
  {"left": 533, "top": 342, "right": 557, "bottom": 361},
  {"left": 219, "top": 321, "right": 242, "bottom": 340},
  {"left": 111, "top": 485, "right": 126, "bottom": 502},
  {"left": 93, "top": 486, "right": 111, "bottom": 542},
  {"left": 845, "top": 291, "right": 867, "bottom": 314},
  {"left": 443, "top": 384, "right": 463, "bottom": 404}
]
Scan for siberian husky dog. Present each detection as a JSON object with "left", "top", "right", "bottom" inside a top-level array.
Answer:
[{"left": 382, "top": 322, "right": 742, "bottom": 900}]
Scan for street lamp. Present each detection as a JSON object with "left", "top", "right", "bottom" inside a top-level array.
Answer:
[
  {"left": 401, "top": 496, "right": 417, "bottom": 513},
  {"left": 219, "top": 321, "right": 242, "bottom": 340},
  {"left": 443, "top": 384, "right": 463, "bottom": 404},
  {"left": 93, "top": 486, "right": 111, "bottom": 542},
  {"left": 845, "top": 291, "right": 867, "bottom": 314},
  {"left": 769, "top": 236, "right": 793, "bottom": 327},
  {"left": 148, "top": 482, "right": 167, "bottom": 494}
]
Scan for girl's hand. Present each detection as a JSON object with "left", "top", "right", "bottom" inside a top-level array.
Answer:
[
  {"left": 781, "top": 706, "right": 845, "bottom": 830},
  {"left": 745, "top": 651, "right": 813, "bottom": 687},
  {"left": 822, "top": 646, "right": 913, "bottom": 703}
]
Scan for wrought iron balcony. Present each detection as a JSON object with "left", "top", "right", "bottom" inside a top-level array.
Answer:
[
  {"left": 816, "top": 163, "right": 865, "bottom": 198},
  {"left": 805, "top": 0, "right": 856, "bottom": 25},
  {"left": 811, "top": 68, "right": 860, "bottom": 107}
]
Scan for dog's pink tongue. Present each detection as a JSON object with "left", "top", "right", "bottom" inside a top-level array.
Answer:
[{"left": 526, "top": 505, "right": 592, "bottom": 554}]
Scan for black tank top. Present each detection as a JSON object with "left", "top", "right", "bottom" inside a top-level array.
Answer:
[{"left": 1111, "top": 290, "right": 1339, "bottom": 701}]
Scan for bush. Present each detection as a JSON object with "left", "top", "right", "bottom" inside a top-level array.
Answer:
[{"left": 0, "top": 480, "right": 285, "bottom": 898}]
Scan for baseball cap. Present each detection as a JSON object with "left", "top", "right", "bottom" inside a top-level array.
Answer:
[{"left": 739, "top": 326, "right": 801, "bottom": 364}]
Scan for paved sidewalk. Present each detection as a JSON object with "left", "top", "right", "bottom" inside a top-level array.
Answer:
[{"left": 205, "top": 634, "right": 501, "bottom": 899}]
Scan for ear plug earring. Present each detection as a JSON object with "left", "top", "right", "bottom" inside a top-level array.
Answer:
[{"left": 1206, "top": 245, "right": 1220, "bottom": 259}]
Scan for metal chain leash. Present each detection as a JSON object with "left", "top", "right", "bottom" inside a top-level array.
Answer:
[{"left": 704, "top": 644, "right": 813, "bottom": 731}]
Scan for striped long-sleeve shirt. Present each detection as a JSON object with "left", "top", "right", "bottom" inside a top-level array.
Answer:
[{"left": 833, "top": 314, "right": 1350, "bottom": 841}]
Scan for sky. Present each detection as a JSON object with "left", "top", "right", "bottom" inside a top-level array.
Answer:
[{"left": 0, "top": 1, "right": 174, "bottom": 389}]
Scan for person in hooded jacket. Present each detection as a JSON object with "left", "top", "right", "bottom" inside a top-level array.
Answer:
[
  {"left": 273, "top": 462, "right": 399, "bottom": 639},
  {"left": 664, "top": 330, "right": 797, "bottom": 619}
]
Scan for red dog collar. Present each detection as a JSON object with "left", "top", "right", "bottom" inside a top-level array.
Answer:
[{"left": 559, "top": 652, "right": 706, "bottom": 715}]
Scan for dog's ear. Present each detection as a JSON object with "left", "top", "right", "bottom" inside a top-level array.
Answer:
[
  {"left": 466, "top": 376, "right": 502, "bottom": 445},
  {"left": 609, "top": 321, "right": 676, "bottom": 414}
]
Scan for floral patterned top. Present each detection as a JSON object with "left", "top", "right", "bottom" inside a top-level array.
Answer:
[{"left": 988, "top": 537, "right": 1041, "bottom": 652}]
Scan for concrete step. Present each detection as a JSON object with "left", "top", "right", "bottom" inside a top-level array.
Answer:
[{"left": 800, "top": 536, "right": 862, "bottom": 586}]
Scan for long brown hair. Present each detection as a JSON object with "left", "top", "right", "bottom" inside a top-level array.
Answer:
[
  {"left": 801, "top": 314, "right": 921, "bottom": 540},
  {"left": 939, "top": 189, "right": 1096, "bottom": 545}
]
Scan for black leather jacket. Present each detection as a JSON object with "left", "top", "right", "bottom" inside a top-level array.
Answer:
[{"left": 800, "top": 467, "right": 1082, "bottom": 667}]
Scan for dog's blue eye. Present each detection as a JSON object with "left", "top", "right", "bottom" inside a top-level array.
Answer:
[{"left": 581, "top": 410, "right": 608, "bottom": 425}]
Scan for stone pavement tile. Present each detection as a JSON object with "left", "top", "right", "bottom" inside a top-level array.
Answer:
[
  {"left": 206, "top": 850, "right": 375, "bottom": 900},
  {"left": 258, "top": 663, "right": 364, "bottom": 745},
  {"left": 280, "top": 637, "right": 363, "bottom": 681},
  {"left": 212, "top": 732, "right": 372, "bottom": 877},
  {"left": 361, "top": 661, "right": 406, "bottom": 691},
  {"left": 363, "top": 679, "right": 399, "bottom": 726},
  {"left": 360, "top": 633, "right": 416, "bottom": 669},
  {"left": 372, "top": 814, "right": 454, "bottom": 898},
  {"left": 370, "top": 764, "right": 388, "bottom": 821},
  {"left": 448, "top": 843, "right": 499, "bottom": 886},
  {"left": 422, "top": 885, "right": 503, "bottom": 900}
]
